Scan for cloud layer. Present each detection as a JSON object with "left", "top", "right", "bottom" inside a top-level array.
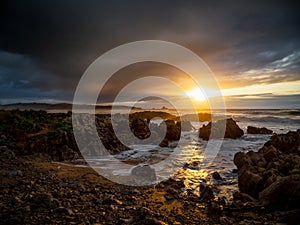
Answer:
[{"left": 0, "top": 0, "right": 299, "bottom": 106}]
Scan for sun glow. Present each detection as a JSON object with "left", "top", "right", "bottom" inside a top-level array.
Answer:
[{"left": 186, "top": 88, "right": 207, "bottom": 102}]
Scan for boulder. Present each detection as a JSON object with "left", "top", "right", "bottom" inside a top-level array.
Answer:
[
  {"left": 131, "top": 165, "right": 157, "bottom": 185},
  {"left": 29, "top": 193, "right": 60, "bottom": 209},
  {"left": 53, "top": 207, "right": 74, "bottom": 215},
  {"left": 161, "top": 120, "right": 181, "bottom": 141},
  {"left": 259, "top": 175, "right": 300, "bottom": 210},
  {"left": 233, "top": 191, "right": 256, "bottom": 203},
  {"left": 53, "top": 145, "right": 79, "bottom": 161},
  {"left": 159, "top": 138, "right": 169, "bottom": 147},
  {"left": 199, "top": 118, "right": 244, "bottom": 140},
  {"left": 50, "top": 130, "right": 69, "bottom": 146},
  {"left": 258, "top": 145, "right": 279, "bottom": 162},
  {"left": 29, "top": 135, "right": 49, "bottom": 156},
  {"left": 238, "top": 169, "right": 263, "bottom": 198},
  {"left": 234, "top": 130, "right": 300, "bottom": 211},
  {"left": 247, "top": 126, "right": 273, "bottom": 134},
  {"left": 264, "top": 129, "right": 300, "bottom": 155},
  {"left": 199, "top": 184, "right": 214, "bottom": 202},
  {"left": 130, "top": 118, "right": 150, "bottom": 139},
  {"left": 212, "top": 171, "right": 223, "bottom": 181},
  {"left": 234, "top": 152, "right": 249, "bottom": 170}
]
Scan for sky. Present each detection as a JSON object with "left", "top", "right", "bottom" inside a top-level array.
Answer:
[{"left": 0, "top": 0, "right": 299, "bottom": 108}]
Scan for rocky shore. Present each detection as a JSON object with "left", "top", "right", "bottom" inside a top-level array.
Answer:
[
  {"left": 233, "top": 130, "right": 300, "bottom": 224},
  {"left": 1, "top": 110, "right": 300, "bottom": 224}
]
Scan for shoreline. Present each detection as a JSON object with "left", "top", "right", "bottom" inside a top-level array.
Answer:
[{"left": 1, "top": 109, "right": 300, "bottom": 224}]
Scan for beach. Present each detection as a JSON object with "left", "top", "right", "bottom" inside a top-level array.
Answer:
[{"left": 1, "top": 109, "right": 300, "bottom": 224}]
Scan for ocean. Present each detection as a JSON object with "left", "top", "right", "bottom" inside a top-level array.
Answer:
[{"left": 74, "top": 109, "right": 300, "bottom": 200}]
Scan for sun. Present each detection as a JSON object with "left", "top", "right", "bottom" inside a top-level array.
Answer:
[{"left": 186, "top": 88, "right": 207, "bottom": 102}]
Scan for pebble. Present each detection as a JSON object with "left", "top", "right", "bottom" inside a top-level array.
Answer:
[
  {"left": 8, "top": 170, "right": 23, "bottom": 177},
  {"left": 53, "top": 207, "right": 74, "bottom": 216}
]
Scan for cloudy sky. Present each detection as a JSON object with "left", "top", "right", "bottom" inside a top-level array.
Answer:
[{"left": 0, "top": 0, "right": 299, "bottom": 108}]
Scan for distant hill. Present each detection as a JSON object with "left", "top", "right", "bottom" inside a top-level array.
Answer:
[{"left": 0, "top": 103, "right": 142, "bottom": 111}]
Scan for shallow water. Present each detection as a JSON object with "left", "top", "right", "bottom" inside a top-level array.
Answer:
[{"left": 71, "top": 109, "right": 300, "bottom": 199}]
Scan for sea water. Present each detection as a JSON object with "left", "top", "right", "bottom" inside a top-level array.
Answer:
[{"left": 77, "top": 109, "right": 300, "bottom": 199}]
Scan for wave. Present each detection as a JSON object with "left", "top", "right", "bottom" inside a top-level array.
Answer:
[
  {"left": 233, "top": 115, "right": 300, "bottom": 124},
  {"left": 227, "top": 109, "right": 300, "bottom": 117},
  {"left": 277, "top": 109, "right": 300, "bottom": 116}
]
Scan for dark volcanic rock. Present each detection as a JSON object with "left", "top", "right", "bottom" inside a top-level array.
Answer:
[
  {"left": 199, "top": 118, "right": 244, "bottom": 140},
  {"left": 28, "top": 132, "right": 80, "bottom": 161},
  {"left": 130, "top": 118, "right": 150, "bottom": 139},
  {"left": 199, "top": 184, "right": 214, "bottom": 202},
  {"left": 159, "top": 138, "right": 169, "bottom": 147},
  {"left": 233, "top": 191, "right": 256, "bottom": 203},
  {"left": 259, "top": 175, "right": 300, "bottom": 210},
  {"left": 247, "top": 126, "right": 273, "bottom": 134},
  {"left": 234, "top": 130, "right": 300, "bottom": 211},
  {"left": 153, "top": 120, "right": 182, "bottom": 147},
  {"left": 53, "top": 207, "right": 74, "bottom": 215},
  {"left": 161, "top": 120, "right": 181, "bottom": 141},
  {"left": 238, "top": 169, "right": 263, "bottom": 198},
  {"left": 29, "top": 193, "right": 60, "bottom": 209},
  {"left": 264, "top": 129, "right": 300, "bottom": 155},
  {"left": 131, "top": 165, "right": 157, "bottom": 185},
  {"left": 29, "top": 135, "right": 49, "bottom": 156},
  {"left": 212, "top": 171, "right": 223, "bottom": 181}
]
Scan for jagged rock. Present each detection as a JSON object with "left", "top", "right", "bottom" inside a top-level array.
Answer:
[
  {"left": 53, "top": 145, "right": 79, "bottom": 161},
  {"left": 247, "top": 126, "right": 273, "bottom": 134},
  {"left": 212, "top": 171, "right": 223, "bottom": 181},
  {"left": 130, "top": 118, "right": 150, "bottom": 139},
  {"left": 53, "top": 207, "right": 74, "bottom": 215},
  {"left": 234, "top": 130, "right": 300, "bottom": 211},
  {"left": 259, "top": 175, "right": 300, "bottom": 210},
  {"left": 238, "top": 170, "right": 263, "bottom": 198},
  {"left": 159, "top": 138, "right": 169, "bottom": 147},
  {"left": 199, "top": 184, "right": 214, "bottom": 202},
  {"left": 233, "top": 191, "right": 257, "bottom": 203},
  {"left": 258, "top": 145, "right": 279, "bottom": 162},
  {"left": 131, "top": 165, "right": 156, "bottom": 184},
  {"left": 50, "top": 130, "right": 69, "bottom": 146},
  {"left": 29, "top": 136, "right": 49, "bottom": 156},
  {"left": 160, "top": 120, "right": 181, "bottom": 141},
  {"left": 264, "top": 129, "right": 300, "bottom": 155},
  {"left": 234, "top": 152, "right": 249, "bottom": 170},
  {"left": 29, "top": 193, "right": 60, "bottom": 209},
  {"left": 199, "top": 118, "right": 244, "bottom": 140}
]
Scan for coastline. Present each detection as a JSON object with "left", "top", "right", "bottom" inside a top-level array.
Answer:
[{"left": 0, "top": 109, "right": 300, "bottom": 224}]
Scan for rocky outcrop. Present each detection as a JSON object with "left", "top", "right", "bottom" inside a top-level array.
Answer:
[
  {"left": 264, "top": 130, "right": 300, "bottom": 155},
  {"left": 27, "top": 130, "right": 80, "bottom": 161},
  {"left": 259, "top": 175, "right": 300, "bottom": 210},
  {"left": 247, "top": 126, "right": 273, "bottom": 134},
  {"left": 234, "top": 129, "right": 300, "bottom": 211},
  {"left": 128, "top": 117, "right": 182, "bottom": 147},
  {"left": 161, "top": 120, "right": 181, "bottom": 141},
  {"left": 199, "top": 118, "right": 244, "bottom": 140},
  {"left": 131, "top": 165, "right": 157, "bottom": 185},
  {"left": 130, "top": 118, "right": 150, "bottom": 139}
]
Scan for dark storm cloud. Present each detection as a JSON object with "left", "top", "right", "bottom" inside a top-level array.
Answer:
[{"left": 0, "top": 0, "right": 299, "bottom": 103}]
